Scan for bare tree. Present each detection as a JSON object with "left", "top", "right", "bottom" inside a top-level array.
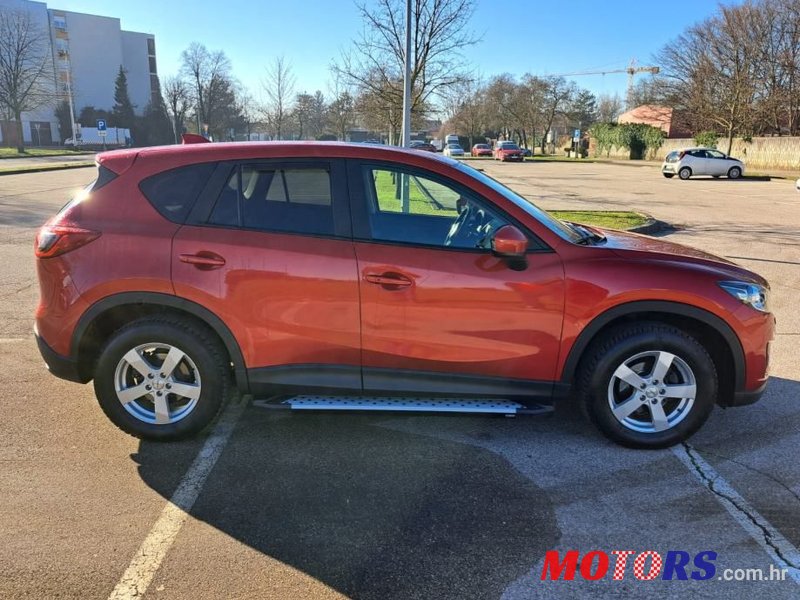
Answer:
[
  {"left": 162, "top": 75, "right": 190, "bottom": 143},
  {"left": 180, "top": 42, "right": 232, "bottom": 138},
  {"left": 658, "top": 2, "right": 761, "bottom": 153},
  {"left": 333, "top": 0, "right": 478, "bottom": 144},
  {"left": 262, "top": 55, "right": 295, "bottom": 140},
  {"left": 327, "top": 76, "right": 356, "bottom": 140},
  {"left": 539, "top": 77, "right": 576, "bottom": 153},
  {"left": 596, "top": 93, "right": 624, "bottom": 123},
  {"left": 445, "top": 77, "right": 486, "bottom": 148},
  {"left": 0, "top": 9, "right": 55, "bottom": 152}
]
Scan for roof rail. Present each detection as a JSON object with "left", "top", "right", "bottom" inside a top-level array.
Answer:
[{"left": 181, "top": 133, "right": 210, "bottom": 144}]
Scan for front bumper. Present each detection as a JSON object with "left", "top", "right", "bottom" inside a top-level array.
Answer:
[
  {"left": 730, "top": 379, "right": 768, "bottom": 407},
  {"left": 34, "top": 330, "right": 86, "bottom": 383}
]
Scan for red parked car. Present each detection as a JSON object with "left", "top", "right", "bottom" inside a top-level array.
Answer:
[
  {"left": 34, "top": 140, "right": 773, "bottom": 448},
  {"left": 471, "top": 143, "right": 492, "bottom": 157},
  {"left": 494, "top": 141, "right": 525, "bottom": 162}
]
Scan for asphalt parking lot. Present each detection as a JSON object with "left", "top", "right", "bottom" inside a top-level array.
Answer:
[{"left": 1, "top": 161, "right": 798, "bottom": 599}]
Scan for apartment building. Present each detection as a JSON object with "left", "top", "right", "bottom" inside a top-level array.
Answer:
[{"left": 0, "top": 0, "right": 158, "bottom": 145}]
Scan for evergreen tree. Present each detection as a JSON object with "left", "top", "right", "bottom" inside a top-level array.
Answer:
[{"left": 112, "top": 66, "right": 136, "bottom": 128}]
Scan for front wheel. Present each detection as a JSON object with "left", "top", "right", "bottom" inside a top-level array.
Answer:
[
  {"left": 577, "top": 323, "right": 717, "bottom": 448},
  {"left": 93, "top": 316, "right": 230, "bottom": 440},
  {"left": 728, "top": 166, "right": 742, "bottom": 179}
]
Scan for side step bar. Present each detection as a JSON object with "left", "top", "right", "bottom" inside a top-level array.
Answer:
[{"left": 253, "top": 395, "right": 554, "bottom": 416}]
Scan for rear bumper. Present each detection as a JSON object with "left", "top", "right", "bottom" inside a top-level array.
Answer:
[{"left": 34, "top": 329, "right": 86, "bottom": 384}]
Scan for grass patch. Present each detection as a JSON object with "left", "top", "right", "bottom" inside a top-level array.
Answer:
[
  {"left": 550, "top": 210, "right": 649, "bottom": 230},
  {"left": 0, "top": 147, "right": 91, "bottom": 159},
  {"left": 0, "top": 161, "right": 94, "bottom": 175}
]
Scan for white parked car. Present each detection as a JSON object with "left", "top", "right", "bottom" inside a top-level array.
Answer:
[
  {"left": 443, "top": 143, "right": 465, "bottom": 157},
  {"left": 662, "top": 148, "right": 744, "bottom": 180}
]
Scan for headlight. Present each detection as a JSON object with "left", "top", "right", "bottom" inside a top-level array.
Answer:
[{"left": 719, "top": 281, "right": 769, "bottom": 312}]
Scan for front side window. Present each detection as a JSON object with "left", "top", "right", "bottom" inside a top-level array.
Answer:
[
  {"left": 209, "top": 165, "right": 334, "bottom": 235},
  {"left": 362, "top": 166, "right": 511, "bottom": 250}
]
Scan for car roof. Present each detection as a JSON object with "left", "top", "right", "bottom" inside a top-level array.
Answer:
[{"left": 97, "top": 141, "right": 460, "bottom": 174}]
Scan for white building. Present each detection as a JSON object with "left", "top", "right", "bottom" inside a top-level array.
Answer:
[{"left": 0, "top": 0, "right": 158, "bottom": 145}]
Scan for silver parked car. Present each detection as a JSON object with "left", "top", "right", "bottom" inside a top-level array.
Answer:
[
  {"left": 443, "top": 143, "right": 465, "bottom": 157},
  {"left": 662, "top": 148, "right": 744, "bottom": 180}
]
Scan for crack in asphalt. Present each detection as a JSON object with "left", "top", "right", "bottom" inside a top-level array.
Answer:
[
  {"left": 696, "top": 446, "right": 800, "bottom": 507},
  {"left": 681, "top": 443, "right": 800, "bottom": 574}
]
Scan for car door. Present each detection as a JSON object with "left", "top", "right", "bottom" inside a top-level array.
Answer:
[
  {"left": 348, "top": 161, "right": 565, "bottom": 397},
  {"left": 687, "top": 150, "right": 710, "bottom": 175},
  {"left": 705, "top": 149, "right": 728, "bottom": 175},
  {"left": 172, "top": 159, "right": 361, "bottom": 393}
]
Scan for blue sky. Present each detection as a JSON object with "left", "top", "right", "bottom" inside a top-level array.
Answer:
[{"left": 57, "top": 0, "right": 738, "bottom": 100}]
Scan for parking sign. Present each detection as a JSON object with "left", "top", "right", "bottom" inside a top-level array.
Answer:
[{"left": 97, "top": 119, "right": 107, "bottom": 136}]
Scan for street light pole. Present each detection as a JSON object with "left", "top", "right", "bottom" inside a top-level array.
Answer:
[
  {"left": 400, "top": 0, "right": 412, "bottom": 212},
  {"left": 401, "top": 0, "right": 412, "bottom": 148}
]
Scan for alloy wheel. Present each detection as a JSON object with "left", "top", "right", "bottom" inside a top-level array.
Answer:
[
  {"left": 607, "top": 350, "right": 697, "bottom": 434},
  {"left": 113, "top": 342, "right": 202, "bottom": 425}
]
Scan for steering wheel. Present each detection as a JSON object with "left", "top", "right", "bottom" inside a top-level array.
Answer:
[{"left": 444, "top": 203, "right": 486, "bottom": 247}]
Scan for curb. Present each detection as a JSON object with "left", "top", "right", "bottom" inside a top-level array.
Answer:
[
  {"left": 628, "top": 216, "right": 671, "bottom": 235},
  {"left": 0, "top": 162, "right": 94, "bottom": 176}
]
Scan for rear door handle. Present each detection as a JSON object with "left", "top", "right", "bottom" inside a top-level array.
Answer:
[
  {"left": 179, "top": 252, "right": 226, "bottom": 270},
  {"left": 364, "top": 272, "right": 413, "bottom": 288}
]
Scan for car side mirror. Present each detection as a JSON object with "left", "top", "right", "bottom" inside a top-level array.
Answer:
[{"left": 491, "top": 225, "right": 528, "bottom": 258}]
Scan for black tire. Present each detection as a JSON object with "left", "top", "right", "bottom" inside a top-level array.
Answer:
[
  {"left": 663, "top": 173, "right": 674, "bottom": 179},
  {"left": 93, "top": 316, "right": 230, "bottom": 440},
  {"left": 728, "top": 166, "right": 742, "bottom": 179},
  {"left": 576, "top": 323, "right": 717, "bottom": 449},
  {"left": 678, "top": 167, "right": 692, "bottom": 180}
]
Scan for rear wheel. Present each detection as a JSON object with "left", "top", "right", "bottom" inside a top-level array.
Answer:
[
  {"left": 678, "top": 167, "right": 692, "bottom": 180},
  {"left": 577, "top": 323, "right": 717, "bottom": 448},
  {"left": 728, "top": 166, "right": 742, "bottom": 179},
  {"left": 93, "top": 316, "right": 230, "bottom": 440}
]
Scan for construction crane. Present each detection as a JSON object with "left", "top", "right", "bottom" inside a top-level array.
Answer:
[{"left": 550, "top": 59, "right": 660, "bottom": 108}]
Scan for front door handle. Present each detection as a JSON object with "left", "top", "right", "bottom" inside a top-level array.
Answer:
[
  {"left": 179, "top": 252, "right": 226, "bottom": 270},
  {"left": 364, "top": 272, "right": 413, "bottom": 289}
]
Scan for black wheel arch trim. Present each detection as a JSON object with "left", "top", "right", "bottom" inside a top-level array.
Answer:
[
  {"left": 71, "top": 292, "right": 249, "bottom": 392},
  {"left": 561, "top": 300, "right": 745, "bottom": 393}
]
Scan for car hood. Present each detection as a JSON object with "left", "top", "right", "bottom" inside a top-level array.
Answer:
[{"left": 595, "top": 227, "right": 768, "bottom": 286}]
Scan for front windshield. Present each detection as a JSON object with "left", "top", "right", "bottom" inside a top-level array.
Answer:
[
  {"left": 454, "top": 161, "right": 582, "bottom": 243},
  {"left": 500, "top": 142, "right": 519, "bottom": 150}
]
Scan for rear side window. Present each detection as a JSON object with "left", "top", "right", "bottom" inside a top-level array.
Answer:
[
  {"left": 139, "top": 163, "right": 215, "bottom": 223},
  {"left": 208, "top": 165, "right": 334, "bottom": 236}
]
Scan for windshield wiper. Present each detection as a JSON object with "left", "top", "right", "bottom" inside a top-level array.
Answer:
[{"left": 567, "top": 222, "right": 605, "bottom": 245}]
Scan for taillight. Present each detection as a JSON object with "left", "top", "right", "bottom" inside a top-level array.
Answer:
[{"left": 35, "top": 223, "right": 100, "bottom": 258}]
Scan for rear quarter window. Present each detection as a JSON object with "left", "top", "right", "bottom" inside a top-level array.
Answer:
[{"left": 139, "top": 163, "right": 216, "bottom": 223}]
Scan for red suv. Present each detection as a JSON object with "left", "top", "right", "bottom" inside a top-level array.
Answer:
[{"left": 34, "top": 141, "right": 773, "bottom": 448}]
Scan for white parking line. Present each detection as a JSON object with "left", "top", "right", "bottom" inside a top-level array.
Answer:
[
  {"left": 107, "top": 396, "right": 249, "bottom": 600},
  {"left": 673, "top": 443, "right": 800, "bottom": 584}
]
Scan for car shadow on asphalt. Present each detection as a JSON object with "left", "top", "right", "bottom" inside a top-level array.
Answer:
[{"left": 132, "top": 409, "right": 561, "bottom": 600}]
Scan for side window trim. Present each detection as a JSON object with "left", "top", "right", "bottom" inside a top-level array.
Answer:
[
  {"left": 346, "top": 159, "right": 548, "bottom": 252},
  {"left": 186, "top": 158, "right": 352, "bottom": 239}
]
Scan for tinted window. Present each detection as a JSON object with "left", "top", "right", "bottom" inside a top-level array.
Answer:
[
  {"left": 363, "top": 166, "right": 511, "bottom": 250},
  {"left": 139, "top": 163, "right": 215, "bottom": 223},
  {"left": 209, "top": 165, "right": 334, "bottom": 235}
]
